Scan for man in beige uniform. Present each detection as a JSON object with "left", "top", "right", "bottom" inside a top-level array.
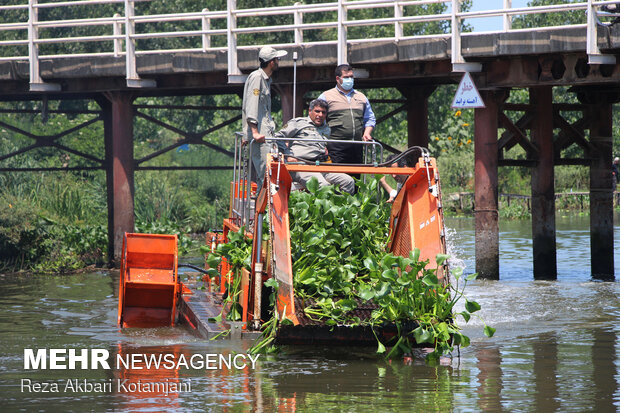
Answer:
[
  {"left": 242, "top": 46, "right": 287, "bottom": 190},
  {"left": 275, "top": 99, "right": 354, "bottom": 194}
]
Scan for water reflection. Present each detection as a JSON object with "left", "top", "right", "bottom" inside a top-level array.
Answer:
[
  {"left": 591, "top": 329, "right": 617, "bottom": 413},
  {"left": 476, "top": 346, "right": 504, "bottom": 412},
  {"left": 115, "top": 344, "right": 187, "bottom": 412},
  {"left": 99, "top": 328, "right": 615, "bottom": 413},
  {"left": 532, "top": 333, "right": 559, "bottom": 412}
]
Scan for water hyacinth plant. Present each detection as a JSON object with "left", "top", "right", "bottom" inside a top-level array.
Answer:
[
  {"left": 287, "top": 177, "right": 493, "bottom": 363},
  {"left": 202, "top": 227, "right": 252, "bottom": 322},
  {"left": 205, "top": 177, "right": 493, "bottom": 363}
]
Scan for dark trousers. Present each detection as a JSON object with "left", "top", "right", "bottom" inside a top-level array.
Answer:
[{"left": 327, "top": 141, "right": 363, "bottom": 164}]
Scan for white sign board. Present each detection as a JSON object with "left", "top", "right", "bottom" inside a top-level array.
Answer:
[{"left": 451, "top": 72, "right": 485, "bottom": 109}]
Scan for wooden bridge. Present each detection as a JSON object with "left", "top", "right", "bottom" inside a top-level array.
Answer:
[{"left": 0, "top": 0, "right": 618, "bottom": 280}]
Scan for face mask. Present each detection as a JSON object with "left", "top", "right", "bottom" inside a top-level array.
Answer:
[{"left": 340, "top": 77, "right": 354, "bottom": 90}]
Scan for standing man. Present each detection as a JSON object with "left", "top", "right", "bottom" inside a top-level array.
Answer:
[
  {"left": 318, "top": 64, "right": 376, "bottom": 165},
  {"left": 242, "top": 45, "right": 287, "bottom": 190},
  {"left": 274, "top": 99, "right": 354, "bottom": 194}
]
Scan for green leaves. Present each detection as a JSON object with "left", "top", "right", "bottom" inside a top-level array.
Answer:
[
  {"left": 465, "top": 300, "right": 481, "bottom": 313},
  {"left": 459, "top": 311, "right": 471, "bottom": 322},
  {"left": 264, "top": 277, "right": 279, "bottom": 289},
  {"left": 358, "top": 286, "right": 375, "bottom": 301},
  {"left": 336, "top": 298, "right": 357, "bottom": 312},
  {"left": 452, "top": 332, "right": 470, "bottom": 347},
  {"left": 465, "top": 273, "right": 478, "bottom": 281},
  {"left": 374, "top": 282, "right": 391, "bottom": 298},
  {"left": 435, "top": 253, "right": 449, "bottom": 267},
  {"left": 376, "top": 340, "right": 386, "bottom": 354},
  {"left": 363, "top": 257, "right": 378, "bottom": 271},
  {"left": 413, "top": 326, "right": 433, "bottom": 344},
  {"left": 305, "top": 177, "right": 319, "bottom": 194},
  {"left": 422, "top": 273, "right": 439, "bottom": 287},
  {"left": 206, "top": 252, "right": 221, "bottom": 269},
  {"left": 290, "top": 178, "right": 392, "bottom": 307}
]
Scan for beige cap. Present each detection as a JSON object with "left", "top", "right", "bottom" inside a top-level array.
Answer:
[{"left": 258, "top": 46, "right": 287, "bottom": 62}]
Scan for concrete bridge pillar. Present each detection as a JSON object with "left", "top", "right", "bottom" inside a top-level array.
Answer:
[
  {"left": 530, "top": 86, "right": 557, "bottom": 280},
  {"left": 98, "top": 92, "right": 136, "bottom": 264},
  {"left": 474, "top": 90, "right": 500, "bottom": 279},
  {"left": 585, "top": 95, "right": 615, "bottom": 280},
  {"left": 404, "top": 86, "right": 436, "bottom": 148}
]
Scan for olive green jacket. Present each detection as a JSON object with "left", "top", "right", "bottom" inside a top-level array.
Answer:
[{"left": 274, "top": 117, "right": 330, "bottom": 160}]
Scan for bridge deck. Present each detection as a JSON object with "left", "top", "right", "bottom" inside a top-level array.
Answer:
[{"left": 2, "top": 25, "right": 620, "bottom": 97}]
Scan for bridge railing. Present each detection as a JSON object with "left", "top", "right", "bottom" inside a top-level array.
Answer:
[{"left": 0, "top": 1, "right": 616, "bottom": 90}]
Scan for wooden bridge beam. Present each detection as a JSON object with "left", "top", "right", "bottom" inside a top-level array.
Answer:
[
  {"left": 530, "top": 86, "right": 557, "bottom": 280},
  {"left": 586, "top": 97, "right": 615, "bottom": 280},
  {"left": 99, "top": 92, "right": 136, "bottom": 264},
  {"left": 474, "top": 90, "right": 502, "bottom": 279},
  {"left": 274, "top": 84, "right": 309, "bottom": 123},
  {"left": 402, "top": 86, "right": 436, "bottom": 148}
]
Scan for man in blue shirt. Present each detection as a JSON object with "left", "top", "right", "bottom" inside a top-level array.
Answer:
[{"left": 318, "top": 64, "right": 376, "bottom": 165}]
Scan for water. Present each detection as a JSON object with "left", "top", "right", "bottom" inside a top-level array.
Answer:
[
  {"left": 1, "top": 213, "right": 619, "bottom": 412},
  {"left": 446, "top": 212, "right": 620, "bottom": 280}
]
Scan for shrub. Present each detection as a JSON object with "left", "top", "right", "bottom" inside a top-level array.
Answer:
[
  {"left": 0, "top": 195, "right": 49, "bottom": 263},
  {"left": 437, "top": 151, "right": 474, "bottom": 192}
]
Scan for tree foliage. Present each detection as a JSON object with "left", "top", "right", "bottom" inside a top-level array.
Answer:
[{"left": 512, "top": 0, "right": 585, "bottom": 29}]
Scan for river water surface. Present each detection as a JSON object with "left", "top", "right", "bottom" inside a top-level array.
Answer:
[{"left": 1, "top": 213, "right": 619, "bottom": 412}]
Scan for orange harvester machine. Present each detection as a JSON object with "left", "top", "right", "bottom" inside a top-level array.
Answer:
[
  {"left": 117, "top": 233, "right": 180, "bottom": 328},
  {"left": 116, "top": 152, "right": 446, "bottom": 341}
]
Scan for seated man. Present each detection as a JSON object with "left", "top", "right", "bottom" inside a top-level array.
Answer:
[{"left": 275, "top": 99, "right": 355, "bottom": 194}]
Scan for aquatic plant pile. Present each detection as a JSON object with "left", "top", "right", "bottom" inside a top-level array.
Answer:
[
  {"left": 288, "top": 178, "right": 493, "bottom": 362},
  {"left": 204, "top": 178, "right": 493, "bottom": 363}
]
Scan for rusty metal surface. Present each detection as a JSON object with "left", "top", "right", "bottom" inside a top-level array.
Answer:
[
  {"left": 285, "top": 165, "right": 419, "bottom": 175},
  {"left": 179, "top": 284, "right": 262, "bottom": 340},
  {"left": 107, "top": 92, "right": 136, "bottom": 262},
  {"left": 275, "top": 296, "right": 416, "bottom": 346}
]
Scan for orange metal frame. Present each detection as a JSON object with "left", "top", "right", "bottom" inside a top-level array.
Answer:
[
  {"left": 117, "top": 233, "right": 179, "bottom": 328},
  {"left": 284, "top": 164, "right": 419, "bottom": 175},
  {"left": 242, "top": 155, "right": 447, "bottom": 326}
]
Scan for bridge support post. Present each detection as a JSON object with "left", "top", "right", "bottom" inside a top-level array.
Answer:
[
  {"left": 275, "top": 84, "right": 308, "bottom": 122},
  {"left": 530, "top": 86, "right": 557, "bottom": 280},
  {"left": 404, "top": 86, "right": 435, "bottom": 148},
  {"left": 587, "top": 97, "right": 615, "bottom": 280},
  {"left": 99, "top": 92, "right": 136, "bottom": 264},
  {"left": 474, "top": 90, "right": 500, "bottom": 279}
]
